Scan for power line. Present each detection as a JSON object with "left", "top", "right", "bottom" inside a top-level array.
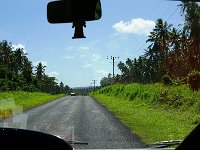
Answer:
[
  {"left": 133, "top": 1, "right": 162, "bottom": 55},
  {"left": 166, "top": 7, "right": 180, "bottom": 22},
  {"left": 136, "top": 3, "right": 181, "bottom": 55},
  {"left": 149, "top": 0, "right": 163, "bottom": 19}
]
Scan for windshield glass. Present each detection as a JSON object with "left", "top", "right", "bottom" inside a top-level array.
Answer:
[{"left": 0, "top": 0, "right": 200, "bottom": 149}]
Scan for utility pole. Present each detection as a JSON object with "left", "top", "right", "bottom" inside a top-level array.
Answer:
[
  {"left": 107, "top": 56, "right": 119, "bottom": 84},
  {"left": 90, "top": 83, "right": 93, "bottom": 92},
  {"left": 92, "top": 80, "right": 97, "bottom": 91}
]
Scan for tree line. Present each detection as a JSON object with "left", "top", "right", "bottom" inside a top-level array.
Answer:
[
  {"left": 101, "top": 1, "right": 200, "bottom": 86},
  {"left": 0, "top": 40, "right": 70, "bottom": 94}
]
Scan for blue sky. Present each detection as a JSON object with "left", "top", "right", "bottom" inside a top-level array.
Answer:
[{"left": 0, "top": 0, "right": 183, "bottom": 87}]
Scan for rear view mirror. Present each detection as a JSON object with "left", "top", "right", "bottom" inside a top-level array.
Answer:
[
  {"left": 47, "top": 0, "right": 102, "bottom": 23},
  {"left": 47, "top": 0, "right": 102, "bottom": 39}
]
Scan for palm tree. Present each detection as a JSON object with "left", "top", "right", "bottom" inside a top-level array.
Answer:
[
  {"left": 179, "top": 1, "right": 200, "bottom": 38},
  {"left": 147, "top": 19, "right": 172, "bottom": 57},
  {"left": 179, "top": 1, "right": 200, "bottom": 72},
  {"left": 0, "top": 40, "right": 12, "bottom": 67},
  {"left": 145, "top": 19, "right": 172, "bottom": 80},
  {"left": 10, "top": 48, "right": 27, "bottom": 76},
  {"left": 35, "top": 62, "right": 46, "bottom": 81},
  {"left": 170, "top": 28, "right": 181, "bottom": 51},
  {"left": 117, "top": 61, "right": 129, "bottom": 83}
]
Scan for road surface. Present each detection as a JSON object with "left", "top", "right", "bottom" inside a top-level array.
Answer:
[{"left": 23, "top": 96, "right": 146, "bottom": 149}]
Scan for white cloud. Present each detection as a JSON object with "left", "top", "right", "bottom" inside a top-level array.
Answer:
[
  {"left": 48, "top": 71, "right": 59, "bottom": 77},
  {"left": 83, "top": 61, "right": 92, "bottom": 68},
  {"left": 96, "top": 69, "right": 109, "bottom": 77},
  {"left": 12, "top": 43, "right": 27, "bottom": 53},
  {"left": 33, "top": 61, "right": 48, "bottom": 67},
  {"left": 92, "top": 53, "right": 101, "bottom": 61},
  {"left": 80, "top": 46, "right": 90, "bottom": 50},
  {"left": 113, "top": 18, "right": 155, "bottom": 36},
  {"left": 64, "top": 56, "right": 75, "bottom": 60}
]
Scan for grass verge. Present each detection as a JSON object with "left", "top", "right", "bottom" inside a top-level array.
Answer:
[
  {"left": 90, "top": 83, "right": 200, "bottom": 144},
  {"left": 0, "top": 91, "right": 65, "bottom": 118}
]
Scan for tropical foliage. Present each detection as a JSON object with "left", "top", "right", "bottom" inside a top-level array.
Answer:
[
  {"left": 0, "top": 40, "right": 70, "bottom": 94},
  {"left": 100, "top": 73, "right": 113, "bottom": 87},
  {"left": 101, "top": 1, "right": 200, "bottom": 90}
]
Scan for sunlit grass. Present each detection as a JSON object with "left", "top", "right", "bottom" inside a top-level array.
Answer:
[
  {"left": 90, "top": 83, "right": 200, "bottom": 144},
  {"left": 0, "top": 91, "right": 65, "bottom": 118}
]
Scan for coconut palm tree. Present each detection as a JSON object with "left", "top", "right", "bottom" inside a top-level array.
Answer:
[
  {"left": 179, "top": 1, "right": 200, "bottom": 71},
  {"left": 145, "top": 18, "right": 172, "bottom": 81},
  {"left": 35, "top": 62, "right": 46, "bottom": 81}
]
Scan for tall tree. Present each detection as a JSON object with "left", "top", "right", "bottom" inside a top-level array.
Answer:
[
  {"left": 10, "top": 48, "right": 27, "bottom": 76},
  {"left": 0, "top": 40, "right": 12, "bottom": 67},
  {"left": 145, "top": 18, "right": 172, "bottom": 80},
  {"left": 22, "top": 57, "right": 33, "bottom": 83},
  {"left": 180, "top": 1, "right": 200, "bottom": 38},
  {"left": 0, "top": 40, "right": 70, "bottom": 93},
  {"left": 179, "top": 1, "right": 200, "bottom": 72},
  {"left": 147, "top": 19, "right": 172, "bottom": 58},
  {"left": 60, "top": 81, "right": 64, "bottom": 93},
  {"left": 117, "top": 61, "right": 130, "bottom": 83},
  {"left": 35, "top": 62, "right": 46, "bottom": 81}
]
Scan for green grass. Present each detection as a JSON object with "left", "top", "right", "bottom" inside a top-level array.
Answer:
[
  {"left": 0, "top": 91, "right": 65, "bottom": 118},
  {"left": 90, "top": 83, "right": 200, "bottom": 144}
]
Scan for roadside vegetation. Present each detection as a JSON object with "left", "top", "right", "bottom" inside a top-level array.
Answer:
[
  {"left": 0, "top": 91, "right": 65, "bottom": 119},
  {"left": 0, "top": 40, "right": 70, "bottom": 94},
  {"left": 101, "top": 1, "right": 200, "bottom": 90},
  {"left": 95, "top": 1, "right": 200, "bottom": 145},
  {"left": 0, "top": 30, "right": 71, "bottom": 118},
  {"left": 90, "top": 83, "right": 200, "bottom": 144},
  {"left": 0, "top": 40, "right": 71, "bottom": 119},
  {"left": 0, "top": 40, "right": 70, "bottom": 118}
]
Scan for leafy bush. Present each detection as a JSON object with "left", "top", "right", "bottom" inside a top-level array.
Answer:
[
  {"left": 0, "top": 79, "right": 19, "bottom": 91},
  {"left": 161, "top": 75, "right": 173, "bottom": 85},
  {"left": 91, "top": 83, "right": 200, "bottom": 111},
  {"left": 188, "top": 71, "right": 200, "bottom": 91},
  {"left": 173, "top": 77, "right": 187, "bottom": 86}
]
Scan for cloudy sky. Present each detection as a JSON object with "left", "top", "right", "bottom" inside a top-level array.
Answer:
[{"left": 0, "top": 0, "right": 183, "bottom": 87}]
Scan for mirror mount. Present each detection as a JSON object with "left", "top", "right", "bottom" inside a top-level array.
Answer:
[{"left": 72, "top": 21, "right": 86, "bottom": 39}]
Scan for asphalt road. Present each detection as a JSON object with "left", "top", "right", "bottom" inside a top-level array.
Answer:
[{"left": 24, "top": 96, "right": 147, "bottom": 149}]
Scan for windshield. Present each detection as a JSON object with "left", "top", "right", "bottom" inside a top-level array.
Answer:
[{"left": 0, "top": 0, "right": 200, "bottom": 149}]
